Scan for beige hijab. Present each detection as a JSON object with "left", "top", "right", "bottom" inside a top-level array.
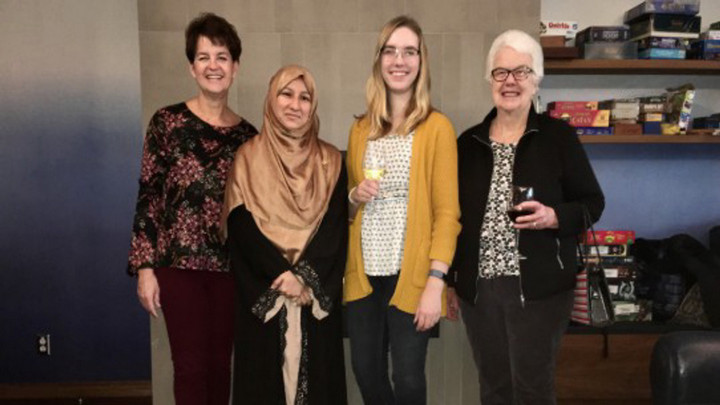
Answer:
[{"left": 222, "top": 65, "right": 341, "bottom": 265}]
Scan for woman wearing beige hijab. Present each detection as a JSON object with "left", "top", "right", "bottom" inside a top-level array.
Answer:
[{"left": 223, "top": 65, "right": 347, "bottom": 405}]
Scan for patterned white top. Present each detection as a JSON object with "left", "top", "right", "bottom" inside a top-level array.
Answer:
[
  {"left": 478, "top": 142, "right": 520, "bottom": 278},
  {"left": 361, "top": 132, "right": 414, "bottom": 276}
]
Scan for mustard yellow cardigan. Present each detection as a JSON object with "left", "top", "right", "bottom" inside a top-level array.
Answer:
[{"left": 344, "top": 111, "right": 461, "bottom": 315}]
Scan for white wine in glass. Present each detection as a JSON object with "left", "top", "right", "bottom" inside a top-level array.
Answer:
[
  {"left": 363, "top": 149, "right": 385, "bottom": 200},
  {"left": 363, "top": 167, "right": 385, "bottom": 180},
  {"left": 363, "top": 152, "right": 386, "bottom": 181}
]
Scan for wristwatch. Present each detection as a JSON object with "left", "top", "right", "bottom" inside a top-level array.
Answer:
[{"left": 428, "top": 269, "right": 447, "bottom": 283}]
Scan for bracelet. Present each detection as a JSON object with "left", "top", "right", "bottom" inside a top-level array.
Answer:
[
  {"left": 348, "top": 186, "right": 359, "bottom": 204},
  {"left": 428, "top": 269, "right": 447, "bottom": 283}
]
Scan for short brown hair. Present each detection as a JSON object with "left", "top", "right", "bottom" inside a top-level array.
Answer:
[{"left": 185, "top": 13, "right": 242, "bottom": 63}]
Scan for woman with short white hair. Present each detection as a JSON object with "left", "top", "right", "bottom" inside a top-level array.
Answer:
[{"left": 449, "top": 29, "right": 605, "bottom": 404}]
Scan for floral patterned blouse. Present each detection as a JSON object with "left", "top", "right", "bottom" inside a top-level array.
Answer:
[
  {"left": 127, "top": 103, "right": 257, "bottom": 275},
  {"left": 478, "top": 142, "right": 520, "bottom": 278}
]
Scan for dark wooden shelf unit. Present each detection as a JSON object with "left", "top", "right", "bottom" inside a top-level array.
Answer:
[
  {"left": 543, "top": 59, "right": 720, "bottom": 144},
  {"left": 545, "top": 59, "right": 720, "bottom": 75},
  {"left": 580, "top": 135, "right": 720, "bottom": 144}
]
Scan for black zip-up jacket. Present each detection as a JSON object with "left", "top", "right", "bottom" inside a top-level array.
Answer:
[{"left": 449, "top": 107, "right": 605, "bottom": 303}]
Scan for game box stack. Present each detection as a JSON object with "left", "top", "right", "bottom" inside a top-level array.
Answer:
[
  {"left": 576, "top": 26, "right": 638, "bottom": 59},
  {"left": 580, "top": 230, "right": 647, "bottom": 322},
  {"left": 599, "top": 99, "right": 642, "bottom": 135},
  {"left": 663, "top": 84, "right": 695, "bottom": 135},
  {"left": 689, "top": 20, "right": 720, "bottom": 60},
  {"left": 691, "top": 113, "right": 720, "bottom": 129},
  {"left": 634, "top": 86, "right": 695, "bottom": 135},
  {"left": 546, "top": 101, "right": 612, "bottom": 135},
  {"left": 540, "top": 20, "right": 581, "bottom": 59},
  {"left": 624, "top": 0, "right": 701, "bottom": 59},
  {"left": 639, "top": 96, "right": 667, "bottom": 135}
]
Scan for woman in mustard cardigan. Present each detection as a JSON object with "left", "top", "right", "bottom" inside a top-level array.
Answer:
[{"left": 344, "top": 15, "right": 461, "bottom": 405}]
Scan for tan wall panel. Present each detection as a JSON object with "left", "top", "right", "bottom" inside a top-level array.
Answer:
[
  {"left": 234, "top": 33, "right": 283, "bottom": 128},
  {"left": 139, "top": 1, "right": 542, "bottom": 403},
  {"left": 276, "top": 0, "right": 359, "bottom": 32},
  {"left": 137, "top": 0, "right": 189, "bottom": 31},
  {"left": 406, "top": 0, "right": 499, "bottom": 33},
  {"left": 139, "top": 31, "right": 197, "bottom": 126},
  {"left": 188, "top": 0, "right": 278, "bottom": 32},
  {"left": 439, "top": 33, "right": 492, "bottom": 135},
  {"left": 357, "top": 0, "right": 406, "bottom": 31}
]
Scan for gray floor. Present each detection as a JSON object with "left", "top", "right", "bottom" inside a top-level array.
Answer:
[{"left": 150, "top": 312, "right": 481, "bottom": 404}]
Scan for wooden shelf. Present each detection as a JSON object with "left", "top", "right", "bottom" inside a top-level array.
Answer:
[
  {"left": 580, "top": 135, "right": 720, "bottom": 144},
  {"left": 545, "top": 59, "right": 720, "bottom": 75}
]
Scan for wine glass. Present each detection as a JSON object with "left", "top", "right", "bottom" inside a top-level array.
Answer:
[
  {"left": 506, "top": 186, "right": 535, "bottom": 260},
  {"left": 363, "top": 147, "right": 385, "bottom": 200}
]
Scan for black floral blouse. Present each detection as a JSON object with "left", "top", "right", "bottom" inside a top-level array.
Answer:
[
  {"left": 478, "top": 142, "right": 520, "bottom": 278},
  {"left": 127, "top": 103, "right": 257, "bottom": 275}
]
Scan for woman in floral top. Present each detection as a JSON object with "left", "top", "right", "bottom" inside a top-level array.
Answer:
[{"left": 127, "top": 13, "right": 256, "bottom": 405}]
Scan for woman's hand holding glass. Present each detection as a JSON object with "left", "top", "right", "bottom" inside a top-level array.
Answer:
[
  {"left": 351, "top": 150, "right": 385, "bottom": 203},
  {"left": 511, "top": 200, "right": 559, "bottom": 230},
  {"left": 350, "top": 179, "right": 381, "bottom": 204}
]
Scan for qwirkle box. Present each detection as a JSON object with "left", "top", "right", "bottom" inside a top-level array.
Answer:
[
  {"left": 540, "top": 20, "right": 578, "bottom": 39},
  {"left": 549, "top": 110, "right": 610, "bottom": 127}
]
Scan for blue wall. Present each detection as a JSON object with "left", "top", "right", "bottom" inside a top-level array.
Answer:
[
  {"left": 541, "top": 74, "right": 720, "bottom": 245},
  {"left": 0, "top": 1, "right": 149, "bottom": 382},
  {"left": 587, "top": 144, "right": 720, "bottom": 244}
]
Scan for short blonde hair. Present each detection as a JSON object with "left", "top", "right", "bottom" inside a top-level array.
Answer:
[
  {"left": 364, "top": 16, "right": 432, "bottom": 139},
  {"left": 485, "top": 29, "right": 544, "bottom": 86}
]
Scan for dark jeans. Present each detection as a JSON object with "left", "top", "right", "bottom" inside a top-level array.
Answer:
[
  {"left": 155, "top": 267, "right": 235, "bottom": 405},
  {"left": 346, "top": 275, "right": 431, "bottom": 405},
  {"left": 460, "top": 276, "right": 574, "bottom": 405}
]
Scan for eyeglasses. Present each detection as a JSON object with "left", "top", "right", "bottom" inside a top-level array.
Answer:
[
  {"left": 381, "top": 46, "right": 420, "bottom": 59},
  {"left": 491, "top": 66, "right": 534, "bottom": 82}
]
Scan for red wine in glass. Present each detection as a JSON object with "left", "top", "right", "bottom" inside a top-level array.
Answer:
[
  {"left": 507, "top": 185, "right": 534, "bottom": 261},
  {"left": 507, "top": 186, "right": 535, "bottom": 223}
]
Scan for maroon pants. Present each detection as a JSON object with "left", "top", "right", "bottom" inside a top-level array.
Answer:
[{"left": 155, "top": 267, "right": 235, "bottom": 405}]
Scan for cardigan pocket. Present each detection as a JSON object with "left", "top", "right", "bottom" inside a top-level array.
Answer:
[{"left": 410, "top": 238, "right": 432, "bottom": 288}]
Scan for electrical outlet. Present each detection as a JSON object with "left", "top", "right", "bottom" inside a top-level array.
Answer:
[{"left": 37, "top": 334, "right": 51, "bottom": 355}]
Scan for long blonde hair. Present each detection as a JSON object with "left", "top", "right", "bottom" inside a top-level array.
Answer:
[{"left": 364, "top": 16, "right": 432, "bottom": 139}]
